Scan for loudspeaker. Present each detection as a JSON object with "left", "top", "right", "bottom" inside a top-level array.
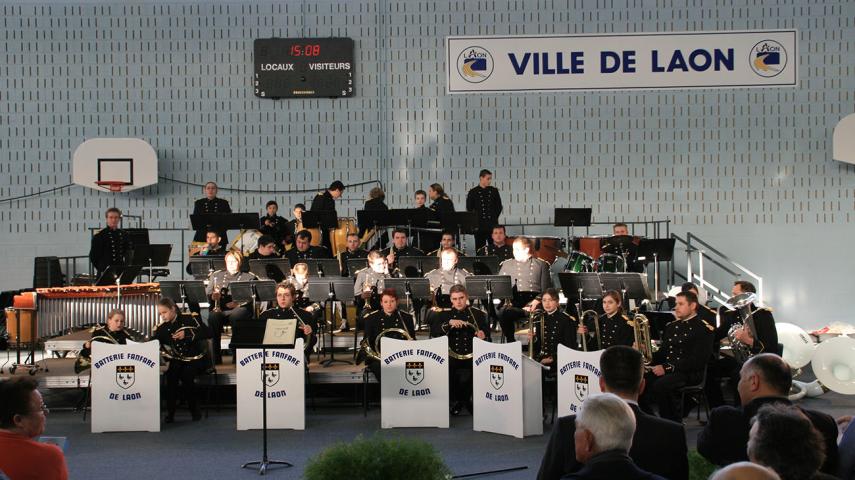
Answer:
[{"left": 33, "top": 256, "right": 63, "bottom": 288}]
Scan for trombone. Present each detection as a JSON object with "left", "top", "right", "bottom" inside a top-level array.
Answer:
[
  {"left": 631, "top": 311, "right": 655, "bottom": 365},
  {"left": 575, "top": 301, "right": 601, "bottom": 351}
]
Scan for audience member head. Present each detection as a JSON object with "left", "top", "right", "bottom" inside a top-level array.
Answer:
[
  {"left": 747, "top": 403, "right": 825, "bottom": 480},
  {"left": 599, "top": 346, "right": 645, "bottom": 400},
  {"left": 574, "top": 393, "right": 636, "bottom": 464},
  {"left": 710, "top": 462, "right": 781, "bottom": 480},
  {"left": 737, "top": 354, "right": 792, "bottom": 406},
  {"left": 0, "top": 377, "right": 47, "bottom": 439}
]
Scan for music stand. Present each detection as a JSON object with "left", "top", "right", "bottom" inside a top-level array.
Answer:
[
  {"left": 159, "top": 280, "right": 207, "bottom": 312},
  {"left": 443, "top": 212, "right": 478, "bottom": 255},
  {"left": 303, "top": 258, "right": 342, "bottom": 277},
  {"left": 230, "top": 280, "right": 277, "bottom": 319},
  {"left": 95, "top": 265, "right": 142, "bottom": 286},
  {"left": 306, "top": 277, "right": 355, "bottom": 366},
  {"left": 384, "top": 277, "right": 431, "bottom": 311},
  {"left": 249, "top": 258, "right": 292, "bottom": 283},
  {"left": 637, "top": 238, "right": 676, "bottom": 301},
  {"left": 600, "top": 273, "right": 651, "bottom": 307},
  {"left": 558, "top": 272, "right": 604, "bottom": 321},
  {"left": 397, "top": 256, "right": 439, "bottom": 278},
  {"left": 189, "top": 256, "right": 225, "bottom": 280},
  {"left": 302, "top": 210, "right": 337, "bottom": 231},
  {"left": 229, "top": 322, "right": 294, "bottom": 475},
  {"left": 128, "top": 244, "right": 172, "bottom": 282},
  {"left": 346, "top": 258, "right": 368, "bottom": 278},
  {"left": 553, "top": 208, "right": 593, "bottom": 249},
  {"left": 124, "top": 228, "right": 151, "bottom": 247},
  {"left": 457, "top": 255, "right": 500, "bottom": 275}
]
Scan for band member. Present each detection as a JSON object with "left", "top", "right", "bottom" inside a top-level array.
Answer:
[
  {"left": 354, "top": 250, "right": 393, "bottom": 317},
  {"left": 466, "top": 169, "right": 503, "bottom": 249},
  {"left": 283, "top": 203, "right": 306, "bottom": 248},
  {"left": 259, "top": 200, "right": 287, "bottom": 246},
  {"left": 338, "top": 232, "right": 369, "bottom": 277},
  {"left": 414, "top": 189, "right": 429, "bottom": 209},
  {"left": 185, "top": 229, "right": 226, "bottom": 276},
  {"left": 427, "top": 230, "right": 465, "bottom": 257},
  {"left": 381, "top": 228, "right": 424, "bottom": 273},
  {"left": 89, "top": 207, "right": 132, "bottom": 276},
  {"left": 476, "top": 225, "right": 513, "bottom": 261},
  {"left": 247, "top": 235, "right": 280, "bottom": 261},
  {"left": 258, "top": 282, "right": 316, "bottom": 353},
  {"left": 498, "top": 237, "right": 552, "bottom": 343},
  {"left": 530, "top": 288, "right": 576, "bottom": 368},
  {"left": 192, "top": 181, "right": 231, "bottom": 245},
  {"left": 425, "top": 183, "right": 455, "bottom": 253},
  {"left": 359, "top": 289, "right": 416, "bottom": 382},
  {"left": 77, "top": 309, "right": 134, "bottom": 371},
  {"left": 309, "top": 180, "right": 345, "bottom": 252},
  {"left": 286, "top": 263, "right": 323, "bottom": 328},
  {"left": 285, "top": 230, "right": 331, "bottom": 265},
  {"left": 207, "top": 250, "right": 257, "bottom": 364},
  {"left": 602, "top": 222, "right": 643, "bottom": 273},
  {"left": 360, "top": 186, "right": 389, "bottom": 245},
  {"left": 424, "top": 248, "right": 471, "bottom": 307},
  {"left": 431, "top": 285, "right": 488, "bottom": 415},
  {"left": 640, "top": 291, "right": 714, "bottom": 422},
  {"left": 153, "top": 297, "right": 211, "bottom": 423},
  {"left": 584, "top": 290, "right": 634, "bottom": 351}
]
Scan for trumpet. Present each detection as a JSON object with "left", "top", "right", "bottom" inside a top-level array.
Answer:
[
  {"left": 575, "top": 303, "right": 601, "bottom": 351},
  {"left": 211, "top": 277, "right": 223, "bottom": 313},
  {"left": 632, "top": 312, "right": 655, "bottom": 365},
  {"left": 527, "top": 308, "right": 544, "bottom": 359}
]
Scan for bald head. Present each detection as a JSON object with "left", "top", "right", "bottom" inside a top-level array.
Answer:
[{"left": 710, "top": 462, "right": 781, "bottom": 480}]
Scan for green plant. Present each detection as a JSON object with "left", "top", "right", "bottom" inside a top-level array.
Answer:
[
  {"left": 689, "top": 449, "right": 717, "bottom": 480},
  {"left": 304, "top": 433, "right": 452, "bottom": 480}
]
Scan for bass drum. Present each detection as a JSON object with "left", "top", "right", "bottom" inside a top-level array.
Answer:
[
  {"left": 332, "top": 218, "right": 358, "bottom": 257},
  {"left": 230, "top": 229, "right": 263, "bottom": 256},
  {"left": 505, "top": 236, "right": 566, "bottom": 264}
]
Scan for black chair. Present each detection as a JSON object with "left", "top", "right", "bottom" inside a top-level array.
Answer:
[{"left": 679, "top": 365, "right": 710, "bottom": 423}]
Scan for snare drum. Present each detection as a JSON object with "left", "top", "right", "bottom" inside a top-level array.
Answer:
[
  {"left": 597, "top": 254, "right": 626, "bottom": 273},
  {"left": 565, "top": 251, "right": 594, "bottom": 272}
]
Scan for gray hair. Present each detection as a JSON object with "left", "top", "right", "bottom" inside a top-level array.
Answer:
[{"left": 575, "top": 393, "right": 635, "bottom": 453}]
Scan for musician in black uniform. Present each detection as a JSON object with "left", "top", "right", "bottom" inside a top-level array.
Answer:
[
  {"left": 359, "top": 289, "right": 416, "bottom": 382},
  {"left": 477, "top": 225, "right": 513, "bottom": 261},
  {"left": 430, "top": 285, "right": 489, "bottom": 415},
  {"left": 381, "top": 228, "right": 424, "bottom": 274},
  {"left": 286, "top": 262, "right": 324, "bottom": 332},
  {"left": 259, "top": 200, "right": 288, "bottom": 247},
  {"left": 153, "top": 297, "right": 211, "bottom": 423},
  {"left": 424, "top": 183, "right": 454, "bottom": 253},
  {"left": 466, "top": 169, "right": 504, "bottom": 249},
  {"left": 284, "top": 230, "right": 331, "bottom": 265},
  {"left": 192, "top": 181, "right": 231, "bottom": 245},
  {"left": 498, "top": 236, "right": 552, "bottom": 343},
  {"left": 309, "top": 180, "right": 344, "bottom": 253},
  {"left": 427, "top": 230, "right": 465, "bottom": 257},
  {"left": 282, "top": 203, "right": 306, "bottom": 249},
  {"left": 354, "top": 250, "right": 393, "bottom": 318},
  {"left": 89, "top": 207, "right": 132, "bottom": 277},
  {"left": 640, "top": 291, "right": 714, "bottom": 422},
  {"left": 206, "top": 251, "right": 257, "bottom": 364},
  {"left": 338, "top": 233, "right": 369, "bottom": 277},
  {"left": 424, "top": 248, "right": 472, "bottom": 331},
  {"left": 414, "top": 189, "right": 428, "bottom": 209},
  {"left": 681, "top": 283, "right": 716, "bottom": 326},
  {"left": 77, "top": 308, "right": 134, "bottom": 372},
  {"left": 583, "top": 290, "right": 635, "bottom": 351},
  {"left": 530, "top": 288, "right": 576, "bottom": 369},
  {"left": 258, "top": 282, "right": 316, "bottom": 354},
  {"left": 247, "top": 235, "right": 280, "bottom": 261}
]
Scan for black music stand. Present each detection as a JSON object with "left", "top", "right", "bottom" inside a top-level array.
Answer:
[
  {"left": 191, "top": 213, "right": 260, "bottom": 249},
  {"left": 189, "top": 256, "right": 225, "bottom": 280},
  {"left": 554, "top": 208, "right": 593, "bottom": 249},
  {"left": 600, "top": 273, "right": 651, "bottom": 308},
  {"left": 95, "top": 265, "right": 142, "bottom": 286},
  {"left": 302, "top": 210, "right": 337, "bottom": 232},
  {"left": 346, "top": 258, "right": 368, "bottom": 278},
  {"left": 637, "top": 238, "right": 676, "bottom": 301},
  {"left": 303, "top": 258, "right": 342, "bottom": 278},
  {"left": 397, "top": 256, "right": 439, "bottom": 278},
  {"left": 159, "top": 280, "right": 207, "bottom": 312},
  {"left": 128, "top": 244, "right": 172, "bottom": 282},
  {"left": 230, "top": 327, "right": 294, "bottom": 475},
  {"left": 356, "top": 210, "right": 391, "bottom": 249},
  {"left": 249, "top": 258, "right": 292, "bottom": 283},
  {"left": 465, "top": 275, "right": 513, "bottom": 318},
  {"left": 457, "top": 256, "right": 500, "bottom": 275},
  {"left": 443, "top": 212, "right": 478, "bottom": 255},
  {"left": 558, "top": 272, "right": 604, "bottom": 321},
  {"left": 307, "top": 277, "right": 355, "bottom": 366},
  {"left": 124, "top": 228, "right": 151, "bottom": 247},
  {"left": 230, "top": 280, "right": 277, "bottom": 319},
  {"left": 384, "top": 277, "right": 431, "bottom": 312}
]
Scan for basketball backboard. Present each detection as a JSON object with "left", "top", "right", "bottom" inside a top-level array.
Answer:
[{"left": 72, "top": 138, "right": 158, "bottom": 192}]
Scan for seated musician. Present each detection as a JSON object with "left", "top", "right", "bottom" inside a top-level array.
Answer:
[
  {"left": 358, "top": 289, "right": 416, "bottom": 382},
  {"left": 640, "top": 291, "right": 714, "bottom": 422},
  {"left": 207, "top": 250, "right": 257, "bottom": 364},
  {"left": 354, "top": 250, "right": 393, "bottom": 320},
  {"left": 602, "top": 222, "right": 643, "bottom": 273},
  {"left": 707, "top": 280, "right": 778, "bottom": 407},
  {"left": 381, "top": 228, "right": 424, "bottom": 273},
  {"left": 338, "top": 232, "right": 369, "bottom": 277},
  {"left": 476, "top": 224, "right": 513, "bottom": 261},
  {"left": 530, "top": 288, "right": 577, "bottom": 369},
  {"left": 583, "top": 290, "right": 635, "bottom": 351},
  {"left": 259, "top": 200, "right": 287, "bottom": 247},
  {"left": 424, "top": 248, "right": 472, "bottom": 328},
  {"left": 76, "top": 308, "right": 134, "bottom": 372},
  {"left": 185, "top": 229, "right": 226, "bottom": 275},
  {"left": 498, "top": 236, "right": 552, "bottom": 343},
  {"left": 430, "top": 285, "right": 489, "bottom": 416},
  {"left": 247, "top": 234, "right": 280, "bottom": 261},
  {"left": 427, "top": 230, "right": 465, "bottom": 257},
  {"left": 152, "top": 297, "right": 211, "bottom": 423},
  {"left": 89, "top": 207, "right": 132, "bottom": 278},
  {"left": 286, "top": 263, "right": 323, "bottom": 333},
  {"left": 284, "top": 229, "right": 331, "bottom": 265},
  {"left": 258, "top": 282, "right": 316, "bottom": 354},
  {"left": 282, "top": 203, "right": 306, "bottom": 249}
]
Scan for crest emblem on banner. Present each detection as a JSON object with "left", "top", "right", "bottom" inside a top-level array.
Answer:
[
  {"left": 262, "top": 363, "right": 280, "bottom": 387},
  {"left": 574, "top": 374, "right": 589, "bottom": 402},
  {"left": 405, "top": 361, "right": 424, "bottom": 386},
  {"left": 116, "top": 365, "right": 135, "bottom": 389},
  {"left": 490, "top": 365, "right": 504, "bottom": 390}
]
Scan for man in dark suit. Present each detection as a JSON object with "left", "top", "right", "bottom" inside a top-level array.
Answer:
[
  {"left": 538, "top": 346, "right": 688, "bottom": 480},
  {"left": 284, "top": 229, "right": 331, "bottom": 265},
  {"left": 561, "top": 392, "right": 665, "bottom": 480},
  {"left": 697, "top": 353, "right": 839, "bottom": 476},
  {"left": 309, "top": 180, "right": 344, "bottom": 252},
  {"left": 192, "top": 181, "right": 231, "bottom": 245}
]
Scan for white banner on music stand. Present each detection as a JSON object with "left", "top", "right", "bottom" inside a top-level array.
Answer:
[
  {"left": 380, "top": 336, "right": 449, "bottom": 429},
  {"left": 91, "top": 341, "right": 161, "bottom": 433},
  {"left": 472, "top": 338, "right": 543, "bottom": 438},
  {"left": 556, "top": 344, "right": 604, "bottom": 418},
  {"left": 236, "top": 339, "right": 305, "bottom": 431}
]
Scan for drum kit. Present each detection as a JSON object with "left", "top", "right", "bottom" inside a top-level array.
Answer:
[{"left": 547, "top": 234, "right": 639, "bottom": 273}]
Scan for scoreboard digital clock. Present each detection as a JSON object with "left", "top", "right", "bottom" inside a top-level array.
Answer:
[{"left": 254, "top": 37, "right": 355, "bottom": 99}]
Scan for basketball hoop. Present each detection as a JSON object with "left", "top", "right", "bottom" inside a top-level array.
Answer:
[{"left": 95, "top": 181, "right": 130, "bottom": 193}]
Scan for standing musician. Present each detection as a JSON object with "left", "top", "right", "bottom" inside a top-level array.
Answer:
[
  {"left": 258, "top": 282, "right": 316, "bottom": 354},
  {"left": 354, "top": 250, "right": 394, "bottom": 317},
  {"left": 360, "top": 186, "right": 389, "bottom": 245},
  {"left": 381, "top": 228, "right": 424, "bottom": 273},
  {"left": 602, "top": 222, "right": 643, "bottom": 273},
  {"left": 583, "top": 290, "right": 635, "bottom": 351},
  {"left": 640, "top": 291, "right": 714, "bottom": 422},
  {"left": 285, "top": 230, "right": 331, "bottom": 265},
  {"left": 283, "top": 203, "right": 306, "bottom": 249},
  {"left": 358, "top": 289, "right": 416, "bottom": 382},
  {"left": 207, "top": 250, "right": 257, "bottom": 364},
  {"left": 427, "top": 230, "right": 465, "bottom": 257},
  {"left": 192, "top": 181, "right": 231, "bottom": 245},
  {"left": 498, "top": 237, "right": 552, "bottom": 343},
  {"left": 425, "top": 183, "right": 455, "bottom": 253},
  {"left": 309, "top": 180, "right": 345, "bottom": 253},
  {"left": 258, "top": 200, "right": 288, "bottom": 247},
  {"left": 286, "top": 263, "right": 324, "bottom": 330},
  {"left": 477, "top": 225, "right": 513, "bottom": 261},
  {"left": 337, "top": 232, "right": 369, "bottom": 277},
  {"left": 89, "top": 207, "right": 132, "bottom": 277},
  {"left": 530, "top": 288, "right": 577, "bottom": 368},
  {"left": 153, "top": 298, "right": 211, "bottom": 423},
  {"left": 466, "top": 169, "right": 504, "bottom": 249},
  {"left": 430, "top": 285, "right": 489, "bottom": 416},
  {"left": 246, "top": 235, "right": 280, "bottom": 261}
]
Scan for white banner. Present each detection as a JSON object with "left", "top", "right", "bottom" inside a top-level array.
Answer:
[
  {"left": 447, "top": 30, "right": 797, "bottom": 93},
  {"left": 556, "top": 345, "right": 604, "bottom": 418},
  {"left": 380, "top": 336, "right": 449, "bottom": 429},
  {"left": 236, "top": 340, "right": 305, "bottom": 430},
  {"left": 472, "top": 338, "right": 543, "bottom": 438},
  {"left": 91, "top": 341, "right": 161, "bottom": 433}
]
